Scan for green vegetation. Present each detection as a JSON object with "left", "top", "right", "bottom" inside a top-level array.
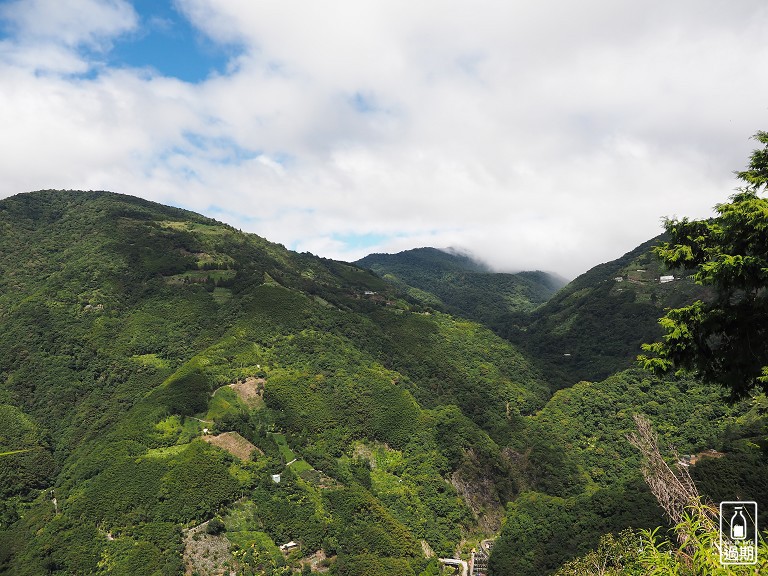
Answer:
[
  {"left": 0, "top": 190, "right": 542, "bottom": 575},
  {"left": 1, "top": 188, "right": 765, "bottom": 575},
  {"left": 356, "top": 247, "right": 565, "bottom": 325},
  {"left": 497, "top": 236, "right": 712, "bottom": 390},
  {"left": 497, "top": 135, "right": 768, "bottom": 576},
  {"left": 486, "top": 368, "right": 764, "bottom": 575},
  {"left": 640, "top": 134, "right": 768, "bottom": 397}
]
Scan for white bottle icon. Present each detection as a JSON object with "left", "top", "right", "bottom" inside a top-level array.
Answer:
[{"left": 731, "top": 506, "right": 747, "bottom": 540}]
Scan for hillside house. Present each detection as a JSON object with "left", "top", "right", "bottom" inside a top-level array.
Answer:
[{"left": 659, "top": 275, "right": 674, "bottom": 283}]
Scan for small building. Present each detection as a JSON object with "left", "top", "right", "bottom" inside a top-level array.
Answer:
[
  {"left": 614, "top": 277, "right": 624, "bottom": 282},
  {"left": 363, "top": 291, "right": 376, "bottom": 296},
  {"left": 677, "top": 455, "right": 693, "bottom": 468},
  {"left": 471, "top": 549, "right": 489, "bottom": 576},
  {"left": 203, "top": 428, "right": 210, "bottom": 435},
  {"left": 660, "top": 275, "right": 674, "bottom": 283},
  {"left": 271, "top": 474, "right": 281, "bottom": 484},
  {"left": 279, "top": 541, "right": 299, "bottom": 551}
]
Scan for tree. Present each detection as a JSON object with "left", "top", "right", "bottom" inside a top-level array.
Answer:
[
  {"left": 638, "top": 131, "right": 768, "bottom": 397},
  {"left": 206, "top": 516, "right": 225, "bottom": 535}
]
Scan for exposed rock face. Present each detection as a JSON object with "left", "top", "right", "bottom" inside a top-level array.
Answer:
[{"left": 450, "top": 449, "right": 505, "bottom": 532}]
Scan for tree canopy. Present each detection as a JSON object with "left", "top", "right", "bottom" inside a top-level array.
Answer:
[{"left": 639, "top": 131, "right": 768, "bottom": 397}]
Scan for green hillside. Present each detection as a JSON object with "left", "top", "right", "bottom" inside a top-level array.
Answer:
[
  {"left": 355, "top": 247, "right": 565, "bottom": 326},
  {"left": 0, "top": 190, "right": 549, "bottom": 576},
  {"left": 487, "top": 368, "right": 768, "bottom": 575},
  {"left": 356, "top": 242, "right": 713, "bottom": 394},
  {"left": 496, "top": 236, "right": 713, "bottom": 390},
  {"left": 1, "top": 190, "right": 764, "bottom": 576}
]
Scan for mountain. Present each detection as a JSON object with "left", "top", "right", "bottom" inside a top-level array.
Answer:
[
  {"left": 0, "top": 190, "right": 550, "bottom": 576},
  {"left": 355, "top": 241, "right": 710, "bottom": 393},
  {"left": 355, "top": 247, "right": 566, "bottom": 326},
  {"left": 486, "top": 366, "right": 768, "bottom": 575},
  {"left": 1, "top": 191, "right": 764, "bottom": 576},
  {"left": 496, "top": 236, "right": 713, "bottom": 390}
]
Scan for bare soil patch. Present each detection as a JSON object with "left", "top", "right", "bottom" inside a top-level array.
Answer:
[
  {"left": 229, "top": 377, "right": 265, "bottom": 409},
  {"left": 183, "top": 521, "right": 235, "bottom": 576},
  {"left": 202, "top": 432, "right": 261, "bottom": 460}
]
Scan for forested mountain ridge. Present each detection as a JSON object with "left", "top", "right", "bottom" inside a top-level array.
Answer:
[
  {"left": 355, "top": 235, "right": 767, "bottom": 575},
  {"left": 0, "top": 190, "right": 550, "bottom": 576},
  {"left": 496, "top": 236, "right": 713, "bottom": 390},
  {"left": 355, "top": 247, "right": 566, "bottom": 326},
  {"left": 357, "top": 240, "right": 712, "bottom": 393},
  {"left": 1, "top": 190, "right": 765, "bottom": 576}
]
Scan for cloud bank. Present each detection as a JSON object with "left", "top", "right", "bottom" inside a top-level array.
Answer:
[{"left": 1, "top": 0, "right": 768, "bottom": 277}]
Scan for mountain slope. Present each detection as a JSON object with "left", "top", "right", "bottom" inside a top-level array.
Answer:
[
  {"left": 496, "top": 236, "right": 713, "bottom": 390},
  {"left": 0, "top": 190, "right": 549, "bottom": 576},
  {"left": 487, "top": 367, "right": 764, "bottom": 576},
  {"left": 355, "top": 247, "right": 565, "bottom": 326}
]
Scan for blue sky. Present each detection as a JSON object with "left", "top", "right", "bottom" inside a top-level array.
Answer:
[
  {"left": 1, "top": 0, "right": 768, "bottom": 277},
  {"left": 106, "top": 0, "right": 236, "bottom": 82}
]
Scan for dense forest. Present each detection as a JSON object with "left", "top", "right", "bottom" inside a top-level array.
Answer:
[
  {"left": 0, "top": 185, "right": 766, "bottom": 575},
  {"left": 355, "top": 248, "right": 565, "bottom": 325}
]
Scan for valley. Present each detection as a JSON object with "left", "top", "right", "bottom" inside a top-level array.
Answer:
[{"left": 0, "top": 190, "right": 765, "bottom": 576}]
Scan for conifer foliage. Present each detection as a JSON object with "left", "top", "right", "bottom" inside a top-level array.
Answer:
[{"left": 640, "top": 132, "right": 768, "bottom": 397}]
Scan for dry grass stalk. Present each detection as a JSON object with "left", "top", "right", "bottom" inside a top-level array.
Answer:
[{"left": 627, "top": 413, "right": 717, "bottom": 540}]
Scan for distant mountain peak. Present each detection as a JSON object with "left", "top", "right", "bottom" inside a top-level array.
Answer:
[{"left": 354, "top": 246, "right": 565, "bottom": 324}]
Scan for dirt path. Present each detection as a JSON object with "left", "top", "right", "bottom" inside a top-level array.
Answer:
[
  {"left": 0, "top": 448, "right": 33, "bottom": 457},
  {"left": 187, "top": 416, "right": 213, "bottom": 424}
]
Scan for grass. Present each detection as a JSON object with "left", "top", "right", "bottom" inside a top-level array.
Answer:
[
  {"left": 270, "top": 433, "right": 313, "bottom": 473},
  {"left": 227, "top": 530, "right": 281, "bottom": 552},
  {"left": 223, "top": 503, "right": 284, "bottom": 556},
  {"left": 371, "top": 469, "right": 408, "bottom": 496},
  {"left": 154, "top": 415, "right": 204, "bottom": 444},
  {"left": 271, "top": 433, "right": 297, "bottom": 462},
  {"left": 195, "top": 252, "right": 235, "bottom": 269},
  {"left": 212, "top": 287, "right": 232, "bottom": 305},
  {"left": 288, "top": 459, "right": 313, "bottom": 474},
  {"left": 223, "top": 500, "right": 258, "bottom": 532},
  {"left": 142, "top": 444, "right": 189, "bottom": 459},
  {"left": 180, "top": 417, "right": 205, "bottom": 440},
  {"left": 205, "top": 386, "right": 244, "bottom": 421},
  {"left": 158, "top": 221, "right": 232, "bottom": 237},
  {"left": 165, "top": 269, "right": 237, "bottom": 284}
]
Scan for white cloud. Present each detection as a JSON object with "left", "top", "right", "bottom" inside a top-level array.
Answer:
[
  {"left": 0, "top": 0, "right": 137, "bottom": 72},
  {"left": 2, "top": 0, "right": 768, "bottom": 277}
]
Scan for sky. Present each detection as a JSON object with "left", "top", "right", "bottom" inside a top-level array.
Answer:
[{"left": 1, "top": 1, "right": 768, "bottom": 278}]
